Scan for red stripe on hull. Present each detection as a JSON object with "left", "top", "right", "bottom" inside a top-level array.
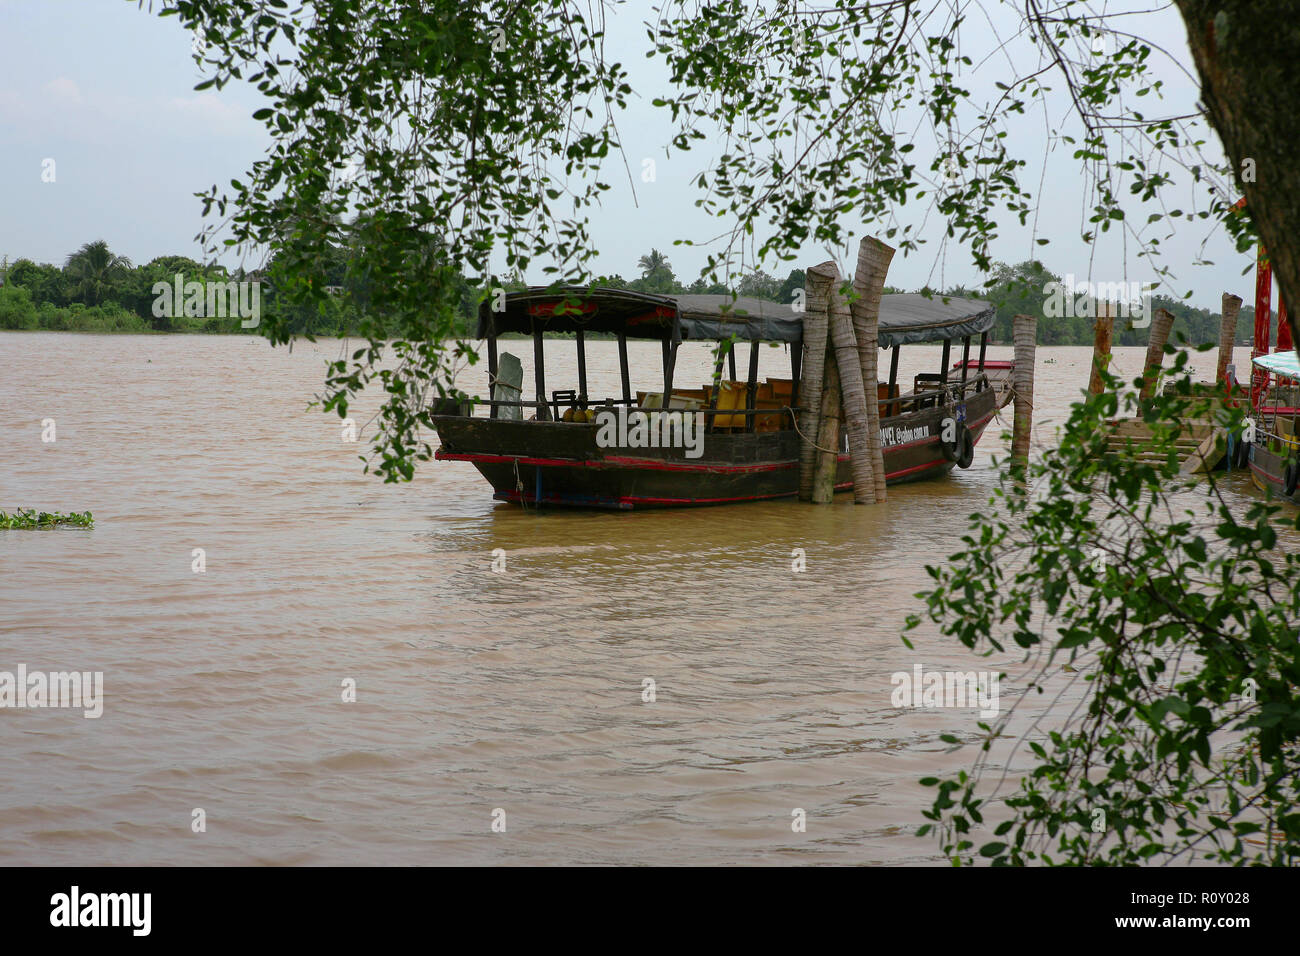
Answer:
[
  {"left": 495, "top": 488, "right": 798, "bottom": 507},
  {"left": 888, "top": 457, "right": 953, "bottom": 479},
  {"left": 1250, "top": 460, "right": 1276, "bottom": 484},
  {"left": 438, "top": 409, "right": 998, "bottom": 475},
  {"left": 435, "top": 450, "right": 793, "bottom": 474},
  {"left": 600, "top": 455, "right": 792, "bottom": 474}
]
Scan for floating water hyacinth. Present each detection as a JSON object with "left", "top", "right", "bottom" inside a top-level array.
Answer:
[{"left": 0, "top": 509, "right": 94, "bottom": 530}]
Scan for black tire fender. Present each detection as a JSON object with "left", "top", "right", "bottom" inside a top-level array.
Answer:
[
  {"left": 956, "top": 425, "right": 975, "bottom": 469},
  {"left": 1285, "top": 460, "right": 1299, "bottom": 497},
  {"left": 1233, "top": 432, "right": 1250, "bottom": 469},
  {"left": 940, "top": 415, "right": 961, "bottom": 462}
]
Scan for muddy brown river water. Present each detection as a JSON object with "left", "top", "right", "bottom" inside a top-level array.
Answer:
[{"left": 0, "top": 333, "right": 1265, "bottom": 864}]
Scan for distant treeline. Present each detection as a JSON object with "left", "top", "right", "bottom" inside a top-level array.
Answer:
[
  {"left": 0, "top": 240, "right": 471, "bottom": 337},
  {"left": 0, "top": 243, "right": 1270, "bottom": 346},
  {"left": 961, "top": 260, "right": 1263, "bottom": 348}
]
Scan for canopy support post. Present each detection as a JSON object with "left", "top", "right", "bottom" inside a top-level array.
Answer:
[
  {"left": 707, "top": 344, "right": 727, "bottom": 435},
  {"left": 746, "top": 339, "right": 761, "bottom": 432},
  {"left": 940, "top": 339, "right": 951, "bottom": 384},
  {"left": 576, "top": 329, "right": 588, "bottom": 407},
  {"left": 790, "top": 342, "right": 802, "bottom": 410},
  {"left": 662, "top": 337, "right": 678, "bottom": 408},
  {"left": 533, "top": 325, "right": 549, "bottom": 421},
  {"left": 618, "top": 332, "right": 631, "bottom": 405},
  {"left": 487, "top": 333, "right": 499, "bottom": 420}
]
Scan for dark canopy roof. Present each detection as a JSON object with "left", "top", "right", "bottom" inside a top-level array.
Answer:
[
  {"left": 873, "top": 293, "right": 997, "bottom": 347},
  {"left": 478, "top": 286, "right": 995, "bottom": 347}
]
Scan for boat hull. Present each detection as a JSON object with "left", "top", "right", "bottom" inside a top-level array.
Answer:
[
  {"left": 1248, "top": 441, "right": 1300, "bottom": 503},
  {"left": 434, "top": 388, "right": 999, "bottom": 509}
]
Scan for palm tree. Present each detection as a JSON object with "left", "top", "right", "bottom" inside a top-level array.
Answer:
[
  {"left": 635, "top": 248, "right": 678, "bottom": 294},
  {"left": 637, "top": 248, "right": 671, "bottom": 279},
  {"left": 64, "top": 240, "right": 132, "bottom": 306}
]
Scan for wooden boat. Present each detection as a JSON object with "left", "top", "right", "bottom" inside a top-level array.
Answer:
[
  {"left": 1102, "top": 416, "right": 1223, "bottom": 472},
  {"left": 1247, "top": 350, "right": 1300, "bottom": 501},
  {"left": 432, "top": 287, "right": 1002, "bottom": 509},
  {"left": 1105, "top": 371, "right": 1294, "bottom": 477}
]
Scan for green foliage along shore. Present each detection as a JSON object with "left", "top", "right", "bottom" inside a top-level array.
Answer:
[{"left": 0, "top": 242, "right": 1267, "bottom": 346}]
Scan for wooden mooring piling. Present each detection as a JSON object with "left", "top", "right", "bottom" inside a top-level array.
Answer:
[
  {"left": 1218, "top": 293, "right": 1243, "bottom": 387},
  {"left": 851, "top": 237, "right": 893, "bottom": 503},
  {"left": 826, "top": 262, "right": 879, "bottom": 503},
  {"left": 1139, "top": 307, "right": 1176, "bottom": 401},
  {"left": 797, "top": 270, "right": 831, "bottom": 502},
  {"left": 794, "top": 236, "right": 1031, "bottom": 504},
  {"left": 1088, "top": 303, "right": 1114, "bottom": 396},
  {"left": 1012, "top": 313, "right": 1036, "bottom": 472},
  {"left": 800, "top": 242, "right": 894, "bottom": 506}
]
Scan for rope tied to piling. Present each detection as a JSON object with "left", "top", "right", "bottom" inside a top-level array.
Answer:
[
  {"left": 1000, "top": 379, "right": 1034, "bottom": 411},
  {"left": 786, "top": 404, "right": 844, "bottom": 454}
]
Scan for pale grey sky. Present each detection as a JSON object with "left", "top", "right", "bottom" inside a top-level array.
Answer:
[{"left": 0, "top": 0, "right": 1260, "bottom": 310}]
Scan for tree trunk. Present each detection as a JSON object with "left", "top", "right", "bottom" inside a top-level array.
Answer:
[
  {"left": 1175, "top": 1, "right": 1300, "bottom": 361},
  {"left": 1218, "top": 293, "right": 1243, "bottom": 386},
  {"left": 812, "top": 338, "right": 843, "bottom": 504},
  {"left": 1139, "top": 307, "right": 1176, "bottom": 400},
  {"left": 798, "top": 265, "right": 833, "bottom": 501},
  {"left": 1012, "top": 313, "right": 1037, "bottom": 472},
  {"left": 851, "top": 236, "right": 895, "bottom": 503},
  {"left": 813, "top": 261, "right": 877, "bottom": 504},
  {"left": 1088, "top": 304, "right": 1114, "bottom": 396}
]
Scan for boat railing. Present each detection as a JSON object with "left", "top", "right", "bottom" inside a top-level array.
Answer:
[
  {"left": 450, "top": 397, "right": 806, "bottom": 431},
  {"left": 1255, "top": 417, "right": 1300, "bottom": 456},
  {"left": 441, "top": 370, "right": 990, "bottom": 428},
  {"left": 889, "top": 372, "right": 990, "bottom": 417}
]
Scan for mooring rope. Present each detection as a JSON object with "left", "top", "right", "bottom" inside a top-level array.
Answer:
[
  {"left": 785, "top": 404, "right": 851, "bottom": 455},
  {"left": 513, "top": 457, "right": 530, "bottom": 512}
]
